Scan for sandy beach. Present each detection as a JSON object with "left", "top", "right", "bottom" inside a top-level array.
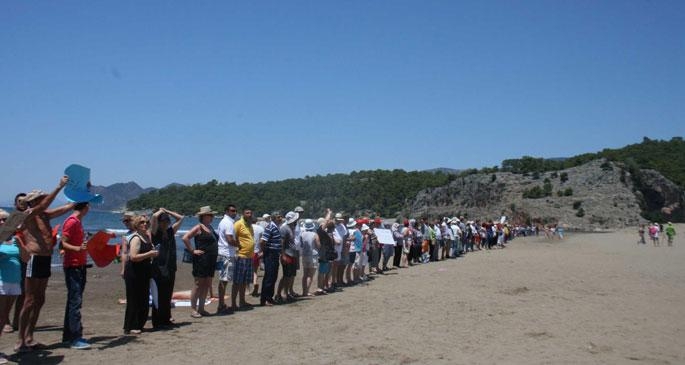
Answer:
[{"left": 2, "top": 226, "right": 683, "bottom": 364}]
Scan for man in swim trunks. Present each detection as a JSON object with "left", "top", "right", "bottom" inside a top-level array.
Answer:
[{"left": 16, "top": 176, "right": 72, "bottom": 352}]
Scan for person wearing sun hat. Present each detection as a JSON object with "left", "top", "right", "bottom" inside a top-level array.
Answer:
[
  {"left": 344, "top": 218, "right": 358, "bottom": 285},
  {"left": 298, "top": 219, "right": 320, "bottom": 296},
  {"left": 16, "top": 175, "right": 74, "bottom": 353},
  {"left": 332, "top": 213, "right": 348, "bottom": 288},
  {"left": 182, "top": 206, "right": 219, "bottom": 318},
  {"left": 275, "top": 211, "right": 299, "bottom": 303}
]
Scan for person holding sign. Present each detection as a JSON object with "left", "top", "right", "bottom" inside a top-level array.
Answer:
[
  {"left": 16, "top": 175, "right": 73, "bottom": 353},
  {"left": 60, "top": 202, "right": 91, "bottom": 349}
]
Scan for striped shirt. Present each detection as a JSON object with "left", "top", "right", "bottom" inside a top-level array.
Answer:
[{"left": 261, "top": 221, "right": 282, "bottom": 251}]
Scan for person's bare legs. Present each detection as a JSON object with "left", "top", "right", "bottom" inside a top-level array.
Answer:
[
  {"left": 302, "top": 268, "right": 314, "bottom": 296},
  {"left": 18, "top": 278, "right": 47, "bottom": 348},
  {"left": 345, "top": 262, "right": 354, "bottom": 283},
  {"left": 197, "top": 278, "right": 211, "bottom": 313},
  {"left": 276, "top": 277, "right": 286, "bottom": 299},
  {"left": 0, "top": 295, "right": 16, "bottom": 362},
  {"left": 0, "top": 296, "right": 17, "bottom": 334},
  {"left": 190, "top": 277, "right": 200, "bottom": 313},
  {"left": 218, "top": 280, "right": 228, "bottom": 308},
  {"left": 230, "top": 283, "right": 239, "bottom": 309},
  {"left": 237, "top": 284, "right": 248, "bottom": 306}
]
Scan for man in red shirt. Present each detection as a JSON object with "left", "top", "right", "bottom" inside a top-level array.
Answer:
[{"left": 60, "top": 202, "right": 91, "bottom": 349}]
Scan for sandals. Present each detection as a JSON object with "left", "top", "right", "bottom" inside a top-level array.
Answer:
[
  {"left": 14, "top": 344, "right": 32, "bottom": 353},
  {"left": 190, "top": 311, "right": 202, "bottom": 318}
]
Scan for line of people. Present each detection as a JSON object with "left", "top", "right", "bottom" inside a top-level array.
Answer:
[{"left": 0, "top": 174, "right": 524, "bottom": 361}]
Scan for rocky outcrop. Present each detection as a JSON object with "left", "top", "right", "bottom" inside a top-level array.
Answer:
[
  {"left": 633, "top": 169, "right": 685, "bottom": 222},
  {"left": 90, "top": 182, "right": 155, "bottom": 211},
  {"left": 408, "top": 159, "right": 684, "bottom": 231}
]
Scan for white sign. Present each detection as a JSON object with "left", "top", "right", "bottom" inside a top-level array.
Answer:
[{"left": 373, "top": 228, "right": 395, "bottom": 246}]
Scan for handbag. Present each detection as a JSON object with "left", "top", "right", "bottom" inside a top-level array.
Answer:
[{"left": 182, "top": 249, "right": 193, "bottom": 263}]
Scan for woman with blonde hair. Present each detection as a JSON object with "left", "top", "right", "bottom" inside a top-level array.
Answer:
[
  {"left": 0, "top": 209, "right": 21, "bottom": 363},
  {"left": 123, "top": 215, "right": 158, "bottom": 334},
  {"left": 182, "top": 206, "right": 218, "bottom": 318}
]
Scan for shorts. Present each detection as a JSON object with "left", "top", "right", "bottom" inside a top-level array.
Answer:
[
  {"left": 26, "top": 255, "right": 51, "bottom": 279},
  {"left": 282, "top": 260, "right": 297, "bottom": 278},
  {"left": 0, "top": 282, "right": 21, "bottom": 296},
  {"left": 340, "top": 250, "right": 350, "bottom": 265},
  {"left": 302, "top": 255, "right": 318, "bottom": 270},
  {"left": 216, "top": 255, "right": 235, "bottom": 282},
  {"left": 252, "top": 253, "right": 261, "bottom": 268},
  {"left": 354, "top": 252, "right": 368, "bottom": 269},
  {"left": 348, "top": 251, "right": 357, "bottom": 264},
  {"left": 318, "top": 262, "right": 331, "bottom": 274},
  {"left": 232, "top": 257, "right": 253, "bottom": 284}
]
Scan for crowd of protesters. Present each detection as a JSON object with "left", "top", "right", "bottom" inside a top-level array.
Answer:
[{"left": 0, "top": 174, "right": 677, "bottom": 361}]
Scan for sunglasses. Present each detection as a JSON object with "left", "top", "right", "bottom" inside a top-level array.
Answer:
[{"left": 139, "top": 221, "right": 149, "bottom": 225}]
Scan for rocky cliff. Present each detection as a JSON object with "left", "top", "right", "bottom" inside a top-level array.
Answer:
[
  {"left": 90, "top": 182, "right": 155, "bottom": 211},
  {"left": 408, "top": 159, "right": 684, "bottom": 231}
]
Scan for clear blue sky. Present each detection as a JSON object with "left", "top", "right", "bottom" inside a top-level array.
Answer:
[{"left": 2, "top": 1, "right": 683, "bottom": 200}]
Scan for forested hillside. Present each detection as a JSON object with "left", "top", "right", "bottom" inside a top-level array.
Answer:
[
  {"left": 127, "top": 137, "right": 684, "bottom": 220},
  {"left": 501, "top": 137, "right": 685, "bottom": 188},
  {"left": 127, "top": 170, "right": 452, "bottom": 216}
]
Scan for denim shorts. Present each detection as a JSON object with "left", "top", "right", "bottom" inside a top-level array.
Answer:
[{"left": 318, "top": 262, "right": 331, "bottom": 274}]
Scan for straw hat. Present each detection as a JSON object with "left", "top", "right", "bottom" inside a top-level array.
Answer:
[
  {"left": 334, "top": 212, "right": 344, "bottom": 221},
  {"left": 195, "top": 206, "right": 217, "bottom": 217},
  {"left": 24, "top": 189, "right": 48, "bottom": 203}
]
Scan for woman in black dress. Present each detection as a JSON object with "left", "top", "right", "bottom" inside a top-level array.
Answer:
[
  {"left": 150, "top": 208, "right": 184, "bottom": 328},
  {"left": 124, "top": 215, "right": 158, "bottom": 334},
  {"left": 182, "top": 206, "right": 218, "bottom": 318}
]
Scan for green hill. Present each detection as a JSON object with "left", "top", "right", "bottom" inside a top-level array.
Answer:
[
  {"left": 127, "top": 137, "right": 684, "bottom": 219},
  {"left": 127, "top": 169, "right": 452, "bottom": 217}
]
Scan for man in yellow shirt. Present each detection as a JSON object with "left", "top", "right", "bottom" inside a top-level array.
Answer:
[{"left": 232, "top": 208, "right": 254, "bottom": 310}]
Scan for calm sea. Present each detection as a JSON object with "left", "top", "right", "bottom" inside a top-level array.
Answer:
[{"left": 1, "top": 208, "right": 212, "bottom": 266}]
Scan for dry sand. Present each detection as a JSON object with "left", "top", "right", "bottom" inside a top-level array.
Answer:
[{"left": 2, "top": 225, "right": 684, "bottom": 364}]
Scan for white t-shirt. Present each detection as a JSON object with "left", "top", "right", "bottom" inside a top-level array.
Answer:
[
  {"left": 252, "top": 223, "right": 264, "bottom": 254},
  {"left": 333, "top": 223, "right": 347, "bottom": 255},
  {"left": 217, "top": 214, "right": 236, "bottom": 257}
]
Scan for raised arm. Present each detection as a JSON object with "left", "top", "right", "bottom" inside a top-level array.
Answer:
[
  {"left": 29, "top": 176, "right": 68, "bottom": 217},
  {"left": 150, "top": 209, "right": 163, "bottom": 235},
  {"left": 167, "top": 209, "right": 185, "bottom": 234}
]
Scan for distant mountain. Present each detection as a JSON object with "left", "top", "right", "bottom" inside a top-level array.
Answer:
[{"left": 90, "top": 182, "right": 156, "bottom": 211}]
